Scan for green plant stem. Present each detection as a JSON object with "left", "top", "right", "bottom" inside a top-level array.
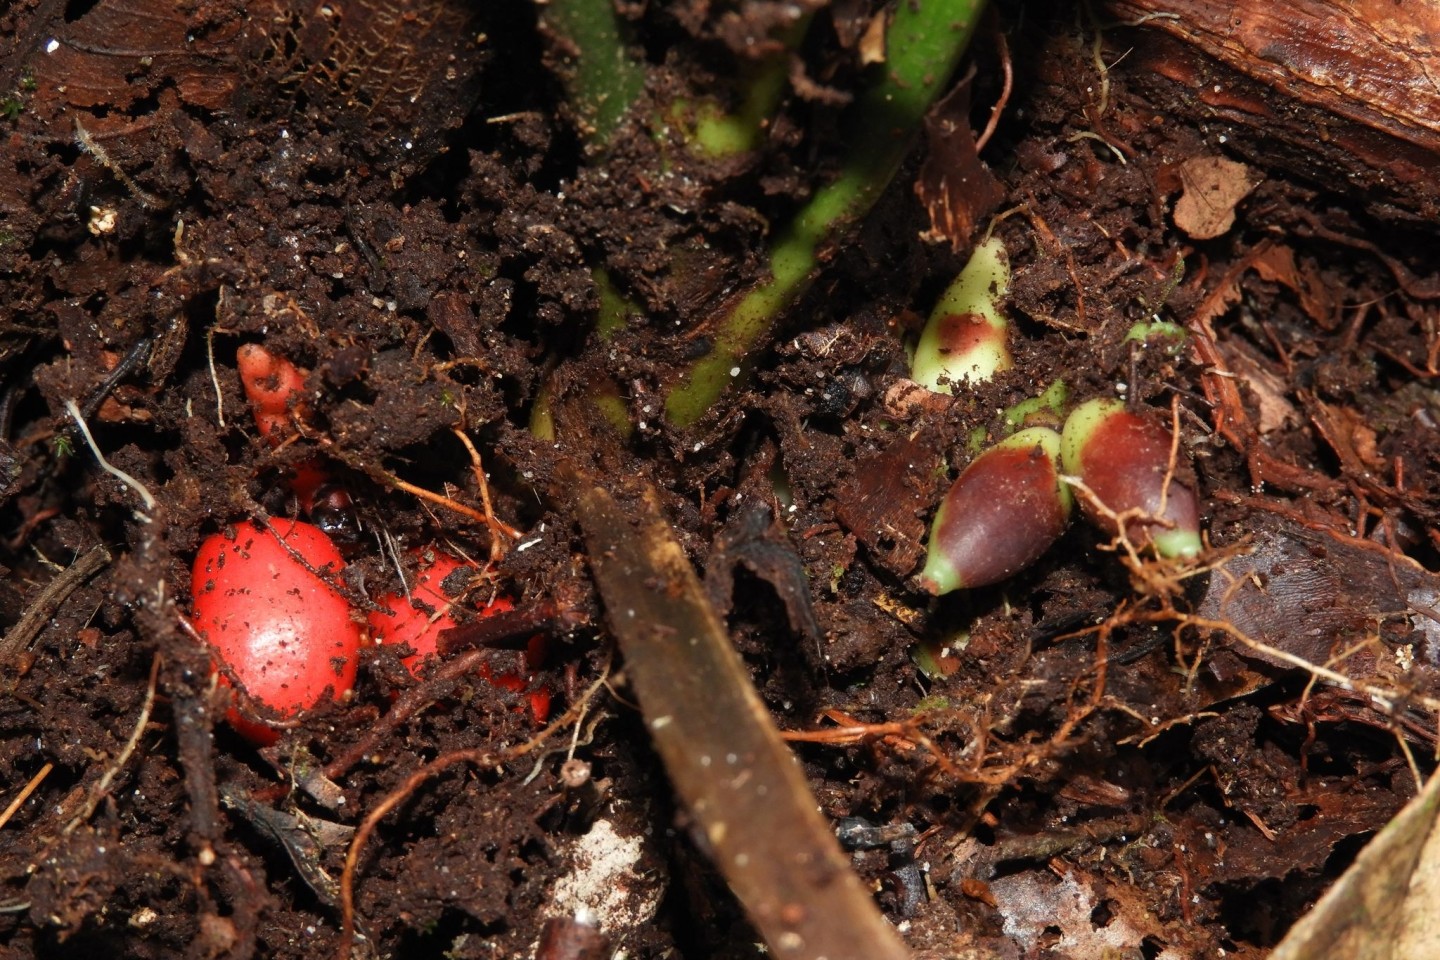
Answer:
[
  {"left": 665, "top": 0, "right": 988, "bottom": 427},
  {"left": 593, "top": 267, "right": 641, "bottom": 340},
  {"left": 686, "top": 13, "right": 812, "bottom": 158},
  {"left": 539, "top": 0, "right": 648, "bottom": 147}
]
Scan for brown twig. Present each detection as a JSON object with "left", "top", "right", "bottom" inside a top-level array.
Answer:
[
  {"left": 322, "top": 648, "right": 491, "bottom": 781},
  {"left": 435, "top": 598, "right": 581, "bottom": 657},
  {"left": 572, "top": 477, "right": 911, "bottom": 960},
  {"left": 0, "top": 544, "right": 112, "bottom": 664}
]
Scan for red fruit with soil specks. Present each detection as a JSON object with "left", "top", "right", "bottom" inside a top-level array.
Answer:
[
  {"left": 191, "top": 520, "right": 362, "bottom": 745},
  {"left": 368, "top": 551, "right": 488, "bottom": 670},
  {"left": 369, "top": 551, "right": 550, "bottom": 724},
  {"left": 236, "top": 344, "right": 309, "bottom": 442}
]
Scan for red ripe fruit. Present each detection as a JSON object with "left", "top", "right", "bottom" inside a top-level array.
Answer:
[
  {"left": 1060, "top": 398, "right": 1202, "bottom": 558},
  {"left": 369, "top": 551, "right": 551, "bottom": 724},
  {"left": 191, "top": 520, "right": 362, "bottom": 744},
  {"left": 917, "top": 427, "right": 1073, "bottom": 595},
  {"left": 368, "top": 551, "right": 487, "bottom": 671}
]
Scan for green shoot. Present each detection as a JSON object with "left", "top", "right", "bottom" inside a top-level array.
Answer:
[
  {"left": 665, "top": 0, "right": 989, "bottom": 426},
  {"left": 539, "top": 0, "right": 648, "bottom": 147}
]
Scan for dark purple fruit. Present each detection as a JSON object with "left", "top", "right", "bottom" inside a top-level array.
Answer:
[
  {"left": 917, "top": 428, "right": 1072, "bottom": 595},
  {"left": 1060, "top": 398, "right": 1202, "bottom": 558}
]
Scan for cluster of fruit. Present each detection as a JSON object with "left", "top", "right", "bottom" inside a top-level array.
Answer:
[
  {"left": 908, "top": 237, "right": 1202, "bottom": 597},
  {"left": 189, "top": 346, "right": 545, "bottom": 745}
]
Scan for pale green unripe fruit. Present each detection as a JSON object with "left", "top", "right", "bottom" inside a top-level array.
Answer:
[{"left": 911, "top": 236, "right": 1013, "bottom": 394}]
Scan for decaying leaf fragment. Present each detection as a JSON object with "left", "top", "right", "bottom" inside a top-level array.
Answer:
[
  {"left": 1271, "top": 770, "right": 1440, "bottom": 960},
  {"left": 1171, "top": 156, "right": 1257, "bottom": 240},
  {"left": 835, "top": 431, "right": 942, "bottom": 576},
  {"left": 917, "top": 78, "right": 1005, "bottom": 249},
  {"left": 573, "top": 477, "right": 910, "bottom": 960},
  {"left": 989, "top": 866, "right": 1189, "bottom": 958}
]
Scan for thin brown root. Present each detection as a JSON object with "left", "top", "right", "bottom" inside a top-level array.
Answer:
[
  {"left": 336, "top": 655, "right": 613, "bottom": 958},
  {"left": 321, "top": 438, "right": 518, "bottom": 542},
  {"left": 0, "top": 762, "right": 53, "bottom": 830},
  {"left": 974, "top": 20, "right": 1012, "bottom": 153},
  {"left": 1020, "top": 199, "right": 1091, "bottom": 331},
  {"left": 451, "top": 427, "right": 523, "bottom": 556},
  {"left": 337, "top": 748, "right": 497, "bottom": 955},
  {"left": 65, "top": 653, "right": 161, "bottom": 835},
  {"left": 386, "top": 474, "right": 492, "bottom": 526}
]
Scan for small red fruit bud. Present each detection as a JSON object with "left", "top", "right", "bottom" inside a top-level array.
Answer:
[
  {"left": 1059, "top": 398, "right": 1202, "bottom": 558},
  {"left": 237, "top": 344, "right": 309, "bottom": 442},
  {"left": 917, "top": 427, "right": 1073, "bottom": 595},
  {"left": 191, "top": 520, "right": 362, "bottom": 744},
  {"left": 236, "top": 345, "right": 341, "bottom": 517}
]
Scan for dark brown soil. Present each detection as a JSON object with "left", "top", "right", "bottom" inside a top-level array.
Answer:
[{"left": 3, "top": 2, "right": 1439, "bottom": 958}]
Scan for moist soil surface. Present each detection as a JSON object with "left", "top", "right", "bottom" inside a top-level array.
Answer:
[{"left": 3, "top": 2, "right": 1440, "bottom": 958}]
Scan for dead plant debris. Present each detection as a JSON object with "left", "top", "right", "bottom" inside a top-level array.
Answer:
[{"left": 2, "top": 1, "right": 1440, "bottom": 958}]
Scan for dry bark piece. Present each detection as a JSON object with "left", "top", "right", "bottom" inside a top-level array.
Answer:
[
  {"left": 572, "top": 478, "right": 910, "bottom": 960},
  {"left": 218, "top": 783, "right": 353, "bottom": 909},
  {"left": 26, "top": 0, "right": 243, "bottom": 123},
  {"left": 1199, "top": 512, "right": 1440, "bottom": 675},
  {"left": 1109, "top": 0, "right": 1440, "bottom": 219},
  {"left": 989, "top": 865, "right": 1194, "bottom": 958},
  {"left": 1220, "top": 336, "right": 1302, "bottom": 436}
]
